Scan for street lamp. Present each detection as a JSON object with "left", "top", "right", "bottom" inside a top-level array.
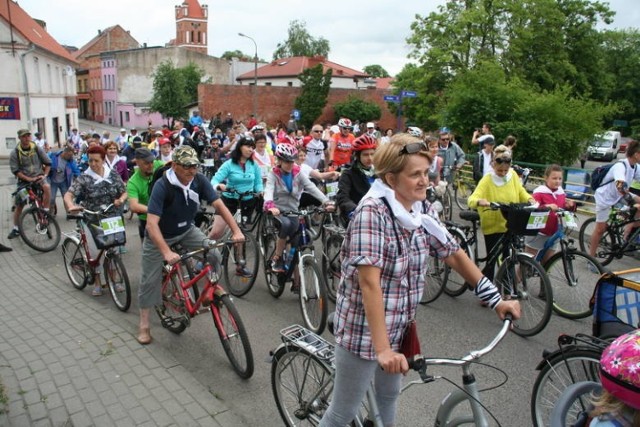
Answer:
[{"left": 238, "top": 32, "right": 258, "bottom": 118}]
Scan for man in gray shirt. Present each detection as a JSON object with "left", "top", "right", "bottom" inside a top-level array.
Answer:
[{"left": 437, "top": 127, "right": 466, "bottom": 182}]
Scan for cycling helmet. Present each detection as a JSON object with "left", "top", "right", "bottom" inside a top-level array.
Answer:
[
  {"left": 439, "top": 126, "right": 451, "bottom": 135},
  {"left": 408, "top": 126, "right": 423, "bottom": 138},
  {"left": 599, "top": 329, "right": 640, "bottom": 410},
  {"left": 275, "top": 143, "right": 298, "bottom": 162},
  {"left": 352, "top": 134, "right": 377, "bottom": 152},
  {"left": 338, "top": 118, "right": 353, "bottom": 129}
]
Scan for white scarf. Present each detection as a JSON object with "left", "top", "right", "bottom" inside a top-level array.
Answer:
[
  {"left": 84, "top": 165, "right": 113, "bottom": 185},
  {"left": 166, "top": 168, "right": 193, "bottom": 205},
  {"left": 490, "top": 169, "right": 514, "bottom": 186},
  {"left": 104, "top": 155, "right": 123, "bottom": 170},
  {"left": 533, "top": 184, "right": 564, "bottom": 197},
  {"left": 362, "top": 179, "right": 449, "bottom": 244}
]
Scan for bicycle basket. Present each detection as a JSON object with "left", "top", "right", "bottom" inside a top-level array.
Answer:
[
  {"left": 500, "top": 205, "right": 549, "bottom": 236},
  {"left": 590, "top": 268, "right": 640, "bottom": 339},
  {"left": 87, "top": 214, "right": 127, "bottom": 249}
]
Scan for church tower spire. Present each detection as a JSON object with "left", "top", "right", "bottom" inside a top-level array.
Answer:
[{"left": 174, "top": 0, "right": 208, "bottom": 54}]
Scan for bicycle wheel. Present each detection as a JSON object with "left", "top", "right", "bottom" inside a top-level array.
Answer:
[
  {"left": 156, "top": 273, "right": 188, "bottom": 334},
  {"left": 272, "top": 345, "right": 334, "bottom": 427},
  {"left": 420, "top": 256, "right": 446, "bottom": 304},
  {"left": 454, "top": 178, "right": 474, "bottom": 210},
  {"left": 530, "top": 348, "right": 601, "bottom": 427},
  {"left": 222, "top": 231, "right": 259, "bottom": 297},
  {"left": 103, "top": 251, "right": 131, "bottom": 312},
  {"left": 212, "top": 294, "right": 254, "bottom": 379},
  {"left": 322, "top": 233, "right": 343, "bottom": 303},
  {"left": 441, "top": 188, "right": 453, "bottom": 221},
  {"left": 495, "top": 254, "right": 552, "bottom": 337},
  {"left": 62, "top": 237, "right": 89, "bottom": 290},
  {"left": 299, "top": 258, "right": 329, "bottom": 334},
  {"left": 18, "top": 207, "right": 61, "bottom": 252},
  {"left": 545, "top": 250, "right": 604, "bottom": 320},
  {"left": 443, "top": 228, "right": 470, "bottom": 297},
  {"left": 263, "top": 232, "right": 286, "bottom": 298},
  {"left": 578, "top": 217, "right": 616, "bottom": 266},
  {"left": 195, "top": 210, "right": 213, "bottom": 235}
]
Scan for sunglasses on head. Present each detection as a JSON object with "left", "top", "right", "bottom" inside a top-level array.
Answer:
[
  {"left": 494, "top": 157, "right": 512, "bottom": 165},
  {"left": 399, "top": 142, "right": 428, "bottom": 155}
]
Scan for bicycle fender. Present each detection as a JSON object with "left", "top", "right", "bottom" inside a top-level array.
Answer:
[
  {"left": 267, "top": 343, "right": 288, "bottom": 364},
  {"left": 534, "top": 345, "right": 582, "bottom": 371},
  {"left": 436, "top": 390, "right": 485, "bottom": 427}
]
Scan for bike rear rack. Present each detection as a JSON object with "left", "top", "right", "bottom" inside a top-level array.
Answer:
[{"left": 280, "top": 325, "right": 335, "bottom": 365}]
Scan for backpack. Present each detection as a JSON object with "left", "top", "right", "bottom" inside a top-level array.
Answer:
[
  {"left": 472, "top": 153, "right": 484, "bottom": 183},
  {"left": 590, "top": 160, "right": 628, "bottom": 191}
]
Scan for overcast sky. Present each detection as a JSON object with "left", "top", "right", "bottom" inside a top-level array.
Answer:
[{"left": 18, "top": 0, "right": 639, "bottom": 76}]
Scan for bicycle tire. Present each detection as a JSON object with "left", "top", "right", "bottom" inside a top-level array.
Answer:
[
  {"left": 441, "top": 188, "right": 453, "bottom": 221},
  {"left": 495, "top": 254, "right": 552, "bottom": 337},
  {"left": 305, "top": 211, "right": 322, "bottom": 242},
  {"left": 454, "top": 178, "right": 474, "bottom": 210},
  {"left": 545, "top": 250, "right": 604, "bottom": 320},
  {"left": 443, "top": 228, "right": 470, "bottom": 297},
  {"left": 156, "top": 273, "right": 188, "bottom": 334},
  {"left": 322, "top": 233, "right": 343, "bottom": 304},
  {"left": 18, "top": 207, "right": 61, "bottom": 252},
  {"left": 212, "top": 294, "right": 254, "bottom": 379},
  {"left": 103, "top": 252, "right": 131, "bottom": 312},
  {"left": 578, "top": 217, "right": 616, "bottom": 266},
  {"left": 222, "top": 231, "right": 259, "bottom": 297},
  {"left": 181, "top": 257, "right": 201, "bottom": 304},
  {"left": 271, "top": 345, "right": 334, "bottom": 427},
  {"left": 61, "top": 237, "right": 89, "bottom": 290},
  {"left": 530, "top": 348, "right": 601, "bottom": 427},
  {"left": 263, "top": 232, "right": 285, "bottom": 298},
  {"left": 420, "top": 255, "right": 446, "bottom": 304},
  {"left": 195, "top": 210, "right": 213, "bottom": 235},
  {"left": 299, "top": 258, "right": 329, "bottom": 334}
]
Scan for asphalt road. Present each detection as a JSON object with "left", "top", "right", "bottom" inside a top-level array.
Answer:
[{"left": 5, "top": 181, "right": 633, "bottom": 427}]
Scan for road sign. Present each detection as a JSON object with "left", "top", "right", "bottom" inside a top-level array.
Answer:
[
  {"left": 383, "top": 95, "right": 400, "bottom": 102},
  {"left": 401, "top": 90, "right": 417, "bottom": 98},
  {"left": 613, "top": 119, "right": 628, "bottom": 127},
  {"left": 292, "top": 109, "right": 301, "bottom": 120}
]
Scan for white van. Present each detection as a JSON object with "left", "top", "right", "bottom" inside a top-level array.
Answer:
[{"left": 587, "top": 131, "right": 621, "bottom": 162}]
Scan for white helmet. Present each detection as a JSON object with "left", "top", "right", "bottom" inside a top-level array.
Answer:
[
  {"left": 408, "top": 126, "right": 423, "bottom": 138},
  {"left": 337, "top": 118, "right": 353, "bottom": 129}
]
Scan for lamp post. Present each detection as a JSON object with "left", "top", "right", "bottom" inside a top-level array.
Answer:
[{"left": 238, "top": 32, "right": 258, "bottom": 118}]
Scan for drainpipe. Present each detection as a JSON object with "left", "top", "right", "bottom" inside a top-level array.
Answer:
[{"left": 20, "top": 43, "right": 36, "bottom": 128}]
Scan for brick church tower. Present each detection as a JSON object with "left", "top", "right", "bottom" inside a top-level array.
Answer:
[{"left": 174, "top": 0, "right": 208, "bottom": 54}]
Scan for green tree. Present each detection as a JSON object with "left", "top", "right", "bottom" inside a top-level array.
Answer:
[
  {"left": 600, "top": 29, "right": 640, "bottom": 123},
  {"left": 220, "top": 50, "right": 251, "bottom": 61},
  {"left": 180, "top": 62, "right": 207, "bottom": 104},
  {"left": 333, "top": 95, "right": 382, "bottom": 125},
  {"left": 149, "top": 61, "right": 188, "bottom": 122},
  {"left": 273, "top": 20, "right": 330, "bottom": 59},
  {"left": 294, "top": 65, "right": 333, "bottom": 130},
  {"left": 363, "top": 64, "right": 390, "bottom": 78}
]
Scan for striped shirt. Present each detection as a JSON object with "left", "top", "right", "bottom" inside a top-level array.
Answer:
[{"left": 334, "top": 197, "right": 459, "bottom": 360}]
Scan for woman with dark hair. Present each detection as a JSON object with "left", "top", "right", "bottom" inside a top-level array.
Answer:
[
  {"left": 210, "top": 137, "right": 263, "bottom": 276},
  {"left": 64, "top": 144, "right": 128, "bottom": 296},
  {"left": 336, "top": 134, "right": 377, "bottom": 224}
]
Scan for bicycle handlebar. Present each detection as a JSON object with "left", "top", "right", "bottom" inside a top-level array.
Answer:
[
  {"left": 168, "top": 239, "right": 235, "bottom": 266},
  {"left": 268, "top": 205, "right": 335, "bottom": 216},
  {"left": 408, "top": 315, "right": 512, "bottom": 371}
]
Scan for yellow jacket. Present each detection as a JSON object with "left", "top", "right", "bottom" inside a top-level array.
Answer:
[{"left": 468, "top": 170, "right": 533, "bottom": 235}]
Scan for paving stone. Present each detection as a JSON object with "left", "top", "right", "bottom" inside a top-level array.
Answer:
[
  {"left": 28, "top": 401, "right": 48, "bottom": 421},
  {"left": 128, "top": 405, "right": 151, "bottom": 424},
  {"left": 70, "top": 410, "right": 93, "bottom": 427},
  {"left": 184, "top": 401, "right": 209, "bottom": 420},
  {"left": 48, "top": 406, "right": 70, "bottom": 426},
  {"left": 44, "top": 392, "right": 64, "bottom": 411},
  {"left": 64, "top": 396, "right": 84, "bottom": 415},
  {"left": 148, "top": 408, "right": 175, "bottom": 427},
  {"left": 85, "top": 399, "right": 106, "bottom": 418}
]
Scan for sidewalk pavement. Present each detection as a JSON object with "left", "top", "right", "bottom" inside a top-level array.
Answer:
[{"left": 0, "top": 175, "right": 243, "bottom": 425}]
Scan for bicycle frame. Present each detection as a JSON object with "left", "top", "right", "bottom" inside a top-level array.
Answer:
[{"left": 163, "top": 260, "right": 224, "bottom": 320}]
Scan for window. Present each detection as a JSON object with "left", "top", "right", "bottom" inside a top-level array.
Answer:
[
  {"left": 287, "top": 82, "right": 293, "bottom": 87},
  {"left": 125, "top": 112, "right": 130, "bottom": 122},
  {"left": 265, "top": 82, "right": 272, "bottom": 86}
]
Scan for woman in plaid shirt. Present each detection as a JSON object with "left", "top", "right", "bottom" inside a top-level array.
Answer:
[{"left": 320, "top": 134, "right": 520, "bottom": 427}]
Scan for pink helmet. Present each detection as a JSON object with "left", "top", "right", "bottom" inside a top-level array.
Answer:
[
  {"left": 352, "top": 134, "right": 377, "bottom": 152},
  {"left": 600, "top": 329, "right": 640, "bottom": 410},
  {"left": 275, "top": 143, "right": 298, "bottom": 162},
  {"left": 337, "top": 118, "right": 353, "bottom": 129}
]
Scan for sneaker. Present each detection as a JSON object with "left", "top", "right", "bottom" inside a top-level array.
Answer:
[
  {"left": 271, "top": 258, "right": 285, "bottom": 273},
  {"left": 7, "top": 229, "right": 20, "bottom": 240},
  {"left": 92, "top": 286, "right": 103, "bottom": 296},
  {"left": 235, "top": 265, "right": 253, "bottom": 278}
]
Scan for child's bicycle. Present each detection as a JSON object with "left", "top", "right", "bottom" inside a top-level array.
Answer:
[
  {"left": 155, "top": 238, "right": 254, "bottom": 379},
  {"left": 11, "top": 180, "right": 61, "bottom": 252},
  {"left": 270, "top": 315, "right": 513, "bottom": 426},
  {"left": 62, "top": 204, "right": 131, "bottom": 311},
  {"left": 262, "top": 208, "right": 330, "bottom": 334}
]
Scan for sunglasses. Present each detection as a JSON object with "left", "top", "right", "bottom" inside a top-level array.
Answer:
[
  {"left": 440, "top": 138, "right": 450, "bottom": 142},
  {"left": 494, "top": 157, "right": 512, "bottom": 165},
  {"left": 178, "top": 163, "right": 199, "bottom": 170},
  {"left": 399, "top": 142, "right": 428, "bottom": 155},
  {"left": 312, "top": 130, "right": 323, "bottom": 133}
]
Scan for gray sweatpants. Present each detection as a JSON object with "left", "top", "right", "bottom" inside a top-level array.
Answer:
[
  {"left": 138, "top": 225, "right": 220, "bottom": 309},
  {"left": 320, "top": 345, "right": 402, "bottom": 427}
]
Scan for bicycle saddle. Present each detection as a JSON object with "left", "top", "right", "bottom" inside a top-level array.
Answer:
[{"left": 459, "top": 210, "right": 480, "bottom": 222}]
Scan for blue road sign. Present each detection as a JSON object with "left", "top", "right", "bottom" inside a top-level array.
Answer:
[
  {"left": 384, "top": 95, "right": 400, "bottom": 102},
  {"left": 292, "top": 109, "right": 301, "bottom": 120},
  {"left": 401, "top": 90, "right": 417, "bottom": 98}
]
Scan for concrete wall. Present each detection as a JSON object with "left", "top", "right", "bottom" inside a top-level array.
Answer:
[{"left": 198, "top": 84, "right": 398, "bottom": 130}]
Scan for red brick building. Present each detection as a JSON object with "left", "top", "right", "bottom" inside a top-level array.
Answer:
[{"left": 169, "top": 0, "right": 208, "bottom": 55}]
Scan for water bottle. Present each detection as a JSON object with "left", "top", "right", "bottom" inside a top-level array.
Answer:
[
  {"left": 284, "top": 247, "right": 295, "bottom": 271},
  {"left": 18, "top": 188, "right": 29, "bottom": 203},
  {"left": 194, "top": 260, "right": 204, "bottom": 274}
]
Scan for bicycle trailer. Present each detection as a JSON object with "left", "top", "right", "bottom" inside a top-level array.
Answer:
[{"left": 590, "top": 268, "right": 640, "bottom": 339}]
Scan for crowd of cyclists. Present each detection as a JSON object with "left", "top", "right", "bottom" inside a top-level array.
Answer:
[{"left": 6, "top": 112, "right": 640, "bottom": 425}]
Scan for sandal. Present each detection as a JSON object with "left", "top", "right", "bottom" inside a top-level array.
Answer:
[
  {"left": 137, "top": 327, "right": 152, "bottom": 345},
  {"left": 92, "top": 287, "right": 103, "bottom": 296}
]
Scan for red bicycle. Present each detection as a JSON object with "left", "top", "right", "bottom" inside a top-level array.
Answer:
[
  {"left": 11, "top": 180, "right": 61, "bottom": 252},
  {"left": 155, "top": 239, "right": 254, "bottom": 379}
]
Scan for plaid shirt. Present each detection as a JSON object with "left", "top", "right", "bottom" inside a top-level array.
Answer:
[{"left": 334, "top": 197, "right": 459, "bottom": 360}]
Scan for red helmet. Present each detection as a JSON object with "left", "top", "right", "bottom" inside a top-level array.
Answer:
[{"left": 352, "top": 134, "right": 377, "bottom": 152}]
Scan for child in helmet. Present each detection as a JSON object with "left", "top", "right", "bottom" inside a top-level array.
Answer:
[
  {"left": 264, "top": 143, "right": 334, "bottom": 273},
  {"left": 588, "top": 329, "right": 640, "bottom": 426},
  {"left": 336, "top": 134, "right": 377, "bottom": 224}
]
